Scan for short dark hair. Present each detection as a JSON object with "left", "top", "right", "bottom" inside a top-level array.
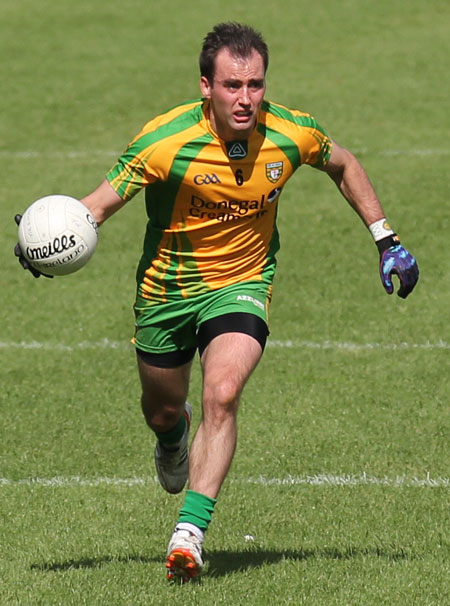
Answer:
[{"left": 199, "top": 22, "right": 269, "bottom": 83}]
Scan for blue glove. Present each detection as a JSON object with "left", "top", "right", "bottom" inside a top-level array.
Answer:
[{"left": 377, "top": 237, "right": 419, "bottom": 299}]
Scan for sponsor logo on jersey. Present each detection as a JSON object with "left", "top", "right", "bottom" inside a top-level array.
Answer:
[
  {"left": 226, "top": 141, "right": 248, "bottom": 159},
  {"left": 266, "top": 161, "right": 283, "bottom": 183},
  {"left": 268, "top": 187, "right": 282, "bottom": 203},
  {"left": 189, "top": 193, "right": 268, "bottom": 222},
  {"left": 236, "top": 294, "right": 265, "bottom": 310},
  {"left": 193, "top": 173, "right": 222, "bottom": 185}
]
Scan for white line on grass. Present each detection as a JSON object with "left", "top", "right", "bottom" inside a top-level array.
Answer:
[
  {"left": 0, "top": 474, "right": 448, "bottom": 488},
  {"left": 2, "top": 150, "right": 119, "bottom": 159},
  {"left": 0, "top": 339, "right": 449, "bottom": 352},
  {"left": 0, "top": 339, "right": 126, "bottom": 352},
  {"left": 266, "top": 340, "right": 450, "bottom": 351}
]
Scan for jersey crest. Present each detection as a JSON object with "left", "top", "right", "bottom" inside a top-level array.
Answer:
[{"left": 265, "top": 161, "right": 283, "bottom": 183}]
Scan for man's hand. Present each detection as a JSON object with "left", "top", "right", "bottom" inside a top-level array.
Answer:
[
  {"left": 14, "top": 214, "right": 53, "bottom": 279},
  {"left": 379, "top": 243, "right": 419, "bottom": 299}
]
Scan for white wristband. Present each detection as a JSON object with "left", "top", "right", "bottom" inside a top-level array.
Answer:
[{"left": 368, "top": 218, "right": 395, "bottom": 242}]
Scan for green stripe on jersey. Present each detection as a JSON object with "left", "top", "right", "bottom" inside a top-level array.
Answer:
[
  {"left": 137, "top": 133, "right": 214, "bottom": 294},
  {"left": 108, "top": 101, "right": 205, "bottom": 200},
  {"left": 145, "top": 132, "right": 214, "bottom": 227},
  {"left": 127, "top": 102, "right": 205, "bottom": 162},
  {"left": 257, "top": 122, "right": 301, "bottom": 170},
  {"left": 261, "top": 100, "right": 331, "bottom": 167},
  {"left": 262, "top": 100, "right": 317, "bottom": 129},
  {"left": 261, "top": 204, "right": 280, "bottom": 284}
]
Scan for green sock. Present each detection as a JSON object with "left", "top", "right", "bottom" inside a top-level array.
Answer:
[
  {"left": 178, "top": 490, "right": 217, "bottom": 532},
  {"left": 155, "top": 414, "right": 186, "bottom": 445}
]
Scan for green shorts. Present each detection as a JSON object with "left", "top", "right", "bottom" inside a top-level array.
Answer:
[{"left": 134, "top": 280, "right": 272, "bottom": 355}]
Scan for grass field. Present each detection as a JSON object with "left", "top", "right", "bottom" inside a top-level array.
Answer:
[{"left": 1, "top": 0, "right": 449, "bottom": 604}]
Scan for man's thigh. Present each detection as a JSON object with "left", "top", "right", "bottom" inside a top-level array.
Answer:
[
  {"left": 136, "top": 352, "right": 192, "bottom": 408},
  {"left": 133, "top": 280, "right": 271, "bottom": 366},
  {"left": 200, "top": 331, "right": 264, "bottom": 407}
]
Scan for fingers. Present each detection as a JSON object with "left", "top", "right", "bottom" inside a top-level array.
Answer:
[
  {"left": 14, "top": 242, "right": 23, "bottom": 258},
  {"left": 382, "top": 277, "right": 394, "bottom": 295},
  {"left": 379, "top": 246, "right": 419, "bottom": 299},
  {"left": 14, "top": 229, "right": 49, "bottom": 278},
  {"left": 17, "top": 251, "right": 40, "bottom": 277},
  {"left": 29, "top": 265, "right": 45, "bottom": 278},
  {"left": 383, "top": 264, "right": 419, "bottom": 299},
  {"left": 380, "top": 256, "right": 395, "bottom": 294},
  {"left": 396, "top": 265, "right": 419, "bottom": 299}
]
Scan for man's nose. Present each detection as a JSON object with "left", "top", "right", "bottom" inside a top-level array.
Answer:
[{"left": 239, "top": 87, "right": 250, "bottom": 105}]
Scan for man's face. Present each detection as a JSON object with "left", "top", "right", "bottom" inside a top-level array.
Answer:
[{"left": 200, "top": 47, "right": 266, "bottom": 141}]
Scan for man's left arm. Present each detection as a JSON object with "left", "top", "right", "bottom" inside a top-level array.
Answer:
[{"left": 319, "top": 141, "right": 419, "bottom": 298}]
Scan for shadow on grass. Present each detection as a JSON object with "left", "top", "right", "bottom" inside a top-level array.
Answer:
[
  {"left": 30, "top": 555, "right": 155, "bottom": 572},
  {"left": 207, "top": 546, "right": 410, "bottom": 577},
  {"left": 30, "top": 554, "right": 153, "bottom": 572},
  {"left": 30, "top": 545, "right": 410, "bottom": 575}
]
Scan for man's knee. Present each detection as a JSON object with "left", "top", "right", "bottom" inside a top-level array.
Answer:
[
  {"left": 136, "top": 353, "right": 192, "bottom": 431},
  {"left": 141, "top": 394, "right": 185, "bottom": 432},
  {"left": 202, "top": 376, "right": 242, "bottom": 419}
]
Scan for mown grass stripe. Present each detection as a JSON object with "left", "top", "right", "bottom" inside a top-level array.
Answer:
[
  {"left": 1, "top": 474, "right": 448, "bottom": 488},
  {"left": 0, "top": 339, "right": 448, "bottom": 351}
]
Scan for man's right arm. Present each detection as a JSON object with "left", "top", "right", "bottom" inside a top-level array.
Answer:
[
  {"left": 82, "top": 179, "right": 127, "bottom": 226},
  {"left": 14, "top": 180, "right": 126, "bottom": 279}
]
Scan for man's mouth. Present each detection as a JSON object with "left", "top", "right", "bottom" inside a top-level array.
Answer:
[{"left": 233, "top": 110, "right": 252, "bottom": 123}]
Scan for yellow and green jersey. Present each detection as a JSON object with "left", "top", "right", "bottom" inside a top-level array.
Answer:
[{"left": 106, "top": 98, "right": 332, "bottom": 303}]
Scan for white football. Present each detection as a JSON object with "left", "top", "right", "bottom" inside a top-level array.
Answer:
[{"left": 18, "top": 194, "right": 98, "bottom": 276}]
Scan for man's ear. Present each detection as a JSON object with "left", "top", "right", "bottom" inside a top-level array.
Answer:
[{"left": 200, "top": 76, "right": 212, "bottom": 98}]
